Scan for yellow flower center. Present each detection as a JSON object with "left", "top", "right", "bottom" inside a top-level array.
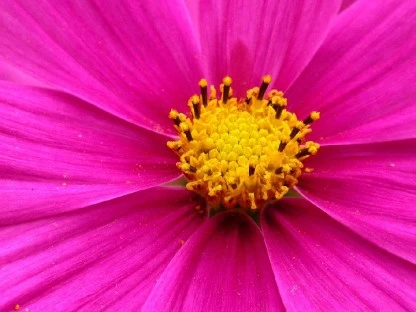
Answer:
[{"left": 168, "top": 76, "right": 319, "bottom": 212}]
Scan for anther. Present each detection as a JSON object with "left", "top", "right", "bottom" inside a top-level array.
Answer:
[
  {"left": 173, "top": 117, "right": 180, "bottom": 126},
  {"left": 290, "top": 122, "right": 304, "bottom": 139},
  {"left": 191, "top": 95, "right": 201, "bottom": 119},
  {"left": 303, "top": 111, "right": 320, "bottom": 125},
  {"left": 167, "top": 141, "right": 183, "bottom": 152},
  {"left": 290, "top": 128, "right": 300, "bottom": 139},
  {"left": 246, "top": 89, "right": 255, "bottom": 105},
  {"left": 222, "top": 76, "right": 232, "bottom": 104},
  {"left": 270, "top": 96, "right": 286, "bottom": 119},
  {"left": 258, "top": 75, "right": 271, "bottom": 101},
  {"left": 179, "top": 163, "right": 195, "bottom": 174},
  {"left": 296, "top": 143, "right": 319, "bottom": 159},
  {"left": 295, "top": 148, "right": 311, "bottom": 159},
  {"left": 273, "top": 104, "right": 284, "bottom": 119},
  {"left": 180, "top": 123, "right": 193, "bottom": 141},
  {"left": 199, "top": 79, "right": 208, "bottom": 106},
  {"left": 278, "top": 140, "right": 288, "bottom": 152},
  {"left": 185, "top": 130, "right": 193, "bottom": 141},
  {"left": 169, "top": 110, "right": 181, "bottom": 126}
]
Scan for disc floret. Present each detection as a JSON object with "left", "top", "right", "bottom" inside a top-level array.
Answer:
[{"left": 168, "top": 76, "right": 319, "bottom": 211}]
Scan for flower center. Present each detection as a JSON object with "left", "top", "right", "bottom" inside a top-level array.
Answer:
[{"left": 168, "top": 76, "right": 319, "bottom": 212}]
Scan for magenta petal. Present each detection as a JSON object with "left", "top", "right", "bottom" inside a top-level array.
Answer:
[
  {"left": 340, "top": 0, "right": 357, "bottom": 11},
  {"left": 262, "top": 198, "right": 416, "bottom": 311},
  {"left": 319, "top": 104, "right": 416, "bottom": 145},
  {"left": 287, "top": 0, "right": 416, "bottom": 144},
  {"left": 0, "top": 187, "right": 203, "bottom": 311},
  {"left": 0, "top": 61, "right": 44, "bottom": 86},
  {"left": 297, "top": 141, "right": 416, "bottom": 263},
  {"left": 0, "top": 83, "right": 179, "bottom": 223},
  {"left": 189, "top": 0, "right": 341, "bottom": 95},
  {"left": 0, "top": 1, "right": 203, "bottom": 134},
  {"left": 143, "top": 212, "right": 284, "bottom": 311}
]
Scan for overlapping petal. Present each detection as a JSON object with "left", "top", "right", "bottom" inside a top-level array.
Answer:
[
  {"left": 0, "top": 82, "right": 178, "bottom": 224},
  {"left": 340, "top": 0, "right": 357, "bottom": 11},
  {"left": 0, "top": 0, "right": 204, "bottom": 134},
  {"left": 0, "top": 187, "right": 202, "bottom": 311},
  {"left": 262, "top": 198, "right": 416, "bottom": 311},
  {"left": 187, "top": 0, "right": 341, "bottom": 95},
  {"left": 143, "top": 212, "right": 284, "bottom": 311},
  {"left": 297, "top": 140, "right": 416, "bottom": 263},
  {"left": 0, "top": 0, "right": 414, "bottom": 310},
  {"left": 0, "top": 61, "right": 43, "bottom": 85},
  {"left": 287, "top": 0, "right": 416, "bottom": 144}
]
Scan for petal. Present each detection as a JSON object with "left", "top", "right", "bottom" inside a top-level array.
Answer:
[
  {"left": 297, "top": 140, "right": 416, "bottom": 263},
  {"left": 340, "top": 0, "right": 357, "bottom": 11},
  {"left": 0, "top": 187, "right": 203, "bottom": 311},
  {"left": 0, "top": 0, "right": 204, "bottom": 134},
  {"left": 287, "top": 0, "right": 416, "bottom": 144},
  {"left": 143, "top": 212, "right": 284, "bottom": 311},
  {"left": 262, "top": 198, "right": 416, "bottom": 311},
  {"left": 0, "top": 61, "right": 44, "bottom": 86},
  {"left": 187, "top": 0, "right": 341, "bottom": 95},
  {"left": 318, "top": 103, "right": 416, "bottom": 145},
  {"left": 0, "top": 82, "right": 178, "bottom": 223}
]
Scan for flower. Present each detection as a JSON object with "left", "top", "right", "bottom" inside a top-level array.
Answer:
[{"left": 0, "top": 0, "right": 415, "bottom": 311}]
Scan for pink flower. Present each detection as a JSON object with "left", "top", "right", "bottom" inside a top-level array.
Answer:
[{"left": 1, "top": 0, "right": 415, "bottom": 311}]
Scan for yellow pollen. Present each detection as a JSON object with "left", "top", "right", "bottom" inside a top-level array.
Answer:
[
  {"left": 199, "top": 79, "right": 208, "bottom": 88},
  {"left": 168, "top": 76, "right": 320, "bottom": 211}
]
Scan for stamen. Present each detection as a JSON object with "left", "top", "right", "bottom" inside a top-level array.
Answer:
[
  {"left": 303, "top": 111, "right": 320, "bottom": 125},
  {"left": 173, "top": 117, "right": 181, "bottom": 127},
  {"left": 296, "top": 142, "right": 319, "bottom": 159},
  {"left": 191, "top": 95, "right": 201, "bottom": 119},
  {"left": 179, "top": 123, "right": 193, "bottom": 141},
  {"left": 270, "top": 95, "right": 287, "bottom": 119},
  {"left": 184, "top": 130, "right": 193, "bottom": 141},
  {"left": 199, "top": 79, "right": 208, "bottom": 107},
  {"left": 295, "top": 148, "right": 310, "bottom": 159},
  {"left": 273, "top": 105, "right": 284, "bottom": 119},
  {"left": 222, "top": 76, "right": 232, "bottom": 104},
  {"left": 246, "top": 88, "right": 255, "bottom": 105},
  {"left": 258, "top": 75, "right": 271, "bottom": 100},
  {"left": 169, "top": 110, "right": 181, "bottom": 127},
  {"left": 290, "top": 122, "right": 304, "bottom": 139},
  {"left": 278, "top": 140, "right": 288, "bottom": 152}
]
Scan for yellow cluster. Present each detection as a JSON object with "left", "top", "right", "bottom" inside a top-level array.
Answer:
[{"left": 168, "top": 76, "right": 319, "bottom": 211}]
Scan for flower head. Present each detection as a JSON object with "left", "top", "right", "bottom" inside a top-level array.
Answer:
[
  {"left": 168, "top": 76, "right": 319, "bottom": 211},
  {"left": 0, "top": 0, "right": 415, "bottom": 311}
]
